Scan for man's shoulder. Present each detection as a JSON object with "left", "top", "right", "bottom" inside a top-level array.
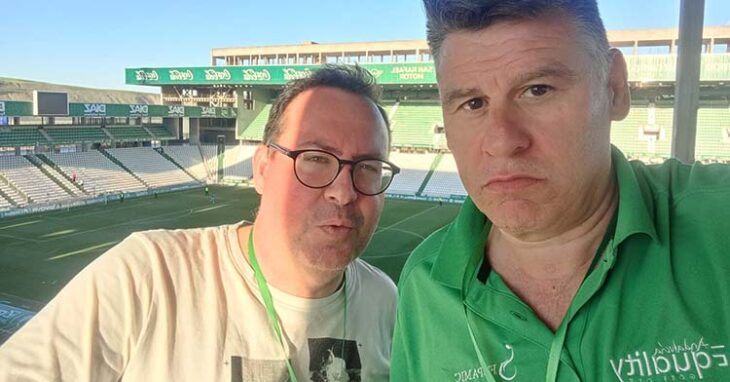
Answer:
[
  {"left": 398, "top": 222, "right": 453, "bottom": 286},
  {"left": 351, "top": 259, "right": 396, "bottom": 296},
  {"left": 631, "top": 158, "right": 730, "bottom": 201},
  {"left": 127, "top": 224, "right": 230, "bottom": 247},
  {"left": 99, "top": 223, "right": 239, "bottom": 271}
]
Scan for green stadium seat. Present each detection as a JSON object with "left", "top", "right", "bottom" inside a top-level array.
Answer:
[
  {"left": 391, "top": 101, "right": 443, "bottom": 148},
  {"left": 696, "top": 107, "right": 730, "bottom": 160},
  {"left": 146, "top": 125, "right": 175, "bottom": 140},
  {"left": 44, "top": 126, "right": 109, "bottom": 144},
  {"left": 611, "top": 104, "right": 672, "bottom": 161},
  {"left": 107, "top": 126, "right": 153, "bottom": 141},
  {"left": 241, "top": 104, "right": 272, "bottom": 141},
  {"left": 0, "top": 127, "right": 49, "bottom": 147}
]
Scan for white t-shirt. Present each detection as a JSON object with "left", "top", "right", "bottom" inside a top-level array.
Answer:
[{"left": 0, "top": 223, "right": 397, "bottom": 381}]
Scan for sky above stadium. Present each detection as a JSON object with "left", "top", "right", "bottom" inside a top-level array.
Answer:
[{"left": 1, "top": 0, "right": 729, "bottom": 93}]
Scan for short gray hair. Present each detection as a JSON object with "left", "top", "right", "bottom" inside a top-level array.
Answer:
[
  {"left": 424, "top": 0, "right": 611, "bottom": 82},
  {"left": 263, "top": 64, "right": 390, "bottom": 147}
]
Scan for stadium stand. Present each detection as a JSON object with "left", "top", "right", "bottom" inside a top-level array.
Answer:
[
  {"left": 44, "top": 126, "right": 110, "bottom": 144},
  {"left": 387, "top": 151, "right": 437, "bottom": 196},
  {"left": 25, "top": 155, "right": 84, "bottom": 196},
  {"left": 390, "top": 101, "right": 444, "bottom": 148},
  {"left": 240, "top": 103, "right": 272, "bottom": 141},
  {"left": 0, "top": 193, "right": 13, "bottom": 210},
  {"left": 0, "top": 175, "right": 27, "bottom": 207},
  {"left": 222, "top": 145, "right": 256, "bottom": 180},
  {"left": 47, "top": 151, "right": 147, "bottom": 194},
  {"left": 199, "top": 144, "right": 220, "bottom": 180},
  {"left": 610, "top": 103, "right": 673, "bottom": 161},
  {"left": 162, "top": 145, "right": 210, "bottom": 181},
  {"left": 107, "top": 126, "right": 153, "bottom": 141},
  {"left": 421, "top": 153, "right": 467, "bottom": 198},
  {"left": 696, "top": 106, "right": 730, "bottom": 161},
  {"left": 106, "top": 147, "right": 198, "bottom": 188},
  {"left": 0, "top": 156, "right": 72, "bottom": 204},
  {"left": 0, "top": 127, "right": 49, "bottom": 147},
  {"left": 146, "top": 125, "right": 176, "bottom": 140}
]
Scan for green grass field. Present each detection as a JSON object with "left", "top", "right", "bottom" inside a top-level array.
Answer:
[{"left": 0, "top": 185, "right": 460, "bottom": 306}]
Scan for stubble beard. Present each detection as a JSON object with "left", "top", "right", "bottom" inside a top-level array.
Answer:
[{"left": 290, "top": 205, "right": 371, "bottom": 272}]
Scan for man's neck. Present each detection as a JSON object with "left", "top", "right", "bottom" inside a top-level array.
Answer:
[
  {"left": 237, "top": 225, "right": 345, "bottom": 299},
  {"left": 487, "top": 180, "right": 618, "bottom": 330}
]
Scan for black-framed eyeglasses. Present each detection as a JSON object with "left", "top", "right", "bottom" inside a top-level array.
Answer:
[{"left": 269, "top": 143, "right": 400, "bottom": 196}]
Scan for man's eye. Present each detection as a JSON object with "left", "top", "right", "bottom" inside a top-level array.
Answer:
[
  {"left": 357, "top": 161, "right": 381, "bottom": 174},
  {"left": 461, "top": 98, "right": 485, "bottom": 111},
  {"left": 523, "top": 84, "right": 553, "bottom": 98},
  {"left": 303, "top": 153, "right": 332, "bottom": 163}
]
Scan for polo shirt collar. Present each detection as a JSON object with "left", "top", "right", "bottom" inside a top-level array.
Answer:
[
  {"left": 610, "top": 145, "right": 659, "bottom": 246},
  {"left": 430, "top": 197, "right": 489, "bottom": 290},
  {"left": 429, "top": 146, "right": 658, "bottom": 291}
]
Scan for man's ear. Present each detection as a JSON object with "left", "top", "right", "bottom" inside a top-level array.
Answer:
[
  {"left": 607, "top": 48, "right": 631, "bottom": 121},
  {"left": 252, "top": 144, "right": 270, "bottom": 195}
]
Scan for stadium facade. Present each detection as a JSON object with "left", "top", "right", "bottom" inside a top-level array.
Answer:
[
  {"left": 1, "top": 27, "right": 730, "bottom": 216},
  {"left": 124, "top": 26, "right": 730, "bottom": 158}
]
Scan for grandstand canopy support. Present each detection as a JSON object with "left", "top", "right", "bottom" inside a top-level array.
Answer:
[{"left": 671, "top": 0, "right": 705, "bottom": 163}]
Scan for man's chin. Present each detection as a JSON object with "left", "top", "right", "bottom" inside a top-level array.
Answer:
[{"left": 302, "top": 244, "right": 361, "bottom": 271}]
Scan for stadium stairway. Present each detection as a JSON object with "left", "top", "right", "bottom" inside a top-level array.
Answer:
[
  {"left": 34, "top": 154, "right": 87, "bottom": 195},
  {"left": 38, "top": 129, "right": 52, "bottom": 143},
  {"left": 0, "top": 183, "right": 19, "bottom": 208},
  {"left": 153, "top": 147, "right": 201, "bottom": 183},
  {"left": 23, "top": 155, "right": 78, "bottom": 197},
  {"left": 388, "top": 102, "right": 400, "bottom": 119},
  {"left": 0, "top": 173, "right": 29, "bottom": 205},
  {"left": 101, "top": 127, "right": 115, "bottom": 140},
  {"left": 198, "top": 145, "right": 217, "bottom": 182},
  {"left": 416, "top": 153, "right": 443, "bottom": 196},
  {"left": 142, "top": 126, "right": 155, "bottom": 138},
  {"left": 98, "top": 148, "right": 150, "bottom": 188}
]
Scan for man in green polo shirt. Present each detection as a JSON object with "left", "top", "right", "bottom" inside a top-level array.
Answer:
[{"left": 391, "top": 1, "right": 730, "bottom": 381}]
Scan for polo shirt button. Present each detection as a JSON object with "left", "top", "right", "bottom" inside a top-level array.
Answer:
[{"left": 510, "top": 311, "right": 527, "bottom": 321}]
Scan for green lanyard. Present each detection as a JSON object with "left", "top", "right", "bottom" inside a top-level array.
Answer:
[
  {"left": 247, "top": 229, "right": 347, "bottom": 382},
  {"left": 463, "top": 296, "right": 567, "bottom": 382},
  {"left": 465, "top": 221, "right": 617, "bottom": 382}
]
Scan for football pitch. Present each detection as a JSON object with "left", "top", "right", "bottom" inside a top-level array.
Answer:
[{"left": 0, "top": 185, "right": 460, "bottom": 306}]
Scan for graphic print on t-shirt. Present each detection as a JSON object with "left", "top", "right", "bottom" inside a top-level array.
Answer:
[{"left": 308, "top": 337, "right": 362, "bottom": 382}]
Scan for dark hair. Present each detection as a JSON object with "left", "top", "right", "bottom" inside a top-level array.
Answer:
[
  {"left": 423, "top": 0, "right": 610, "bottom": 78},
  {"left": 263, "top": 64, "right": 391, "bottom": 147}
]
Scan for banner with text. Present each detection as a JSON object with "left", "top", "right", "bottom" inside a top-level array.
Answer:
[
  {"left": 126, "top": 55, "right": 730, "bottom": 86},
  {"left": 0, "top": 102, "right": 237, "bottom": 118},
  {"left": 125, "top": 63, "right": 438, "bottom": 86}
]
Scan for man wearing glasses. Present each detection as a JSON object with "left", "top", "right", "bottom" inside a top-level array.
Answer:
[{"left": 0, "top": 65, "right": 399, "bottom": 381}]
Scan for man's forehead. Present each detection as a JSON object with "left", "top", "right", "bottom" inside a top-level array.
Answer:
[
  {"left": 278, "top": 88, "right": 388, "bottom": 157},
  {"left": 437, "top": 13, "right": 581, "bottom": 63},
  {"left": 436, "top": 18, "right": 587, "bottom": 88}
]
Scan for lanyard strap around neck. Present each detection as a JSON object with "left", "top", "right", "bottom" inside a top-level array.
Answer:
[
  {"left": 545, "top": 320, "right": 569, "bottom": 382},
  {"left": 464, "top": 306, "right": 499, "bottom": 382},
  {"left": 248, "top": 228, "right": 298, "bottom": 382},
  {"left": 464, "top": 301, "right": 568, "bottom": 382},
  {"left": 247, "top": 228, "right": 348, "bottom": 382}
]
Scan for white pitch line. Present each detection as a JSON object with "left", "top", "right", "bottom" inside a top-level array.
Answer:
[{"left": 374, "top": 205, "right": 439, "bottom": 234}]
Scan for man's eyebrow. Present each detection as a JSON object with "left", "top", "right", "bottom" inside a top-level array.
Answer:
[
  {"left": 299, "top": 141, "right": 341, "bottom": 155},
  {"left": 513, "top": 63, "right": 579, "bottom": 85},
  {"left": 298, "top": 141, "right": 385, "bottom": 161},
  {"left": 441, "top": 88, "right": 483, "bottom": 108}
]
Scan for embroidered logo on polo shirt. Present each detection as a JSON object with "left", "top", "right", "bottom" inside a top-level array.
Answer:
[
  {"left": 609, "top": 337, "right": 729, "bottom": 381},
  {"left": 454, "top": 344, "right": 516, "bottom": 382}
]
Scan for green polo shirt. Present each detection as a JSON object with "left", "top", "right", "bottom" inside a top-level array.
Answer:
[{"left": 392, "top": 148, "right": 730, "bottom": 382}]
